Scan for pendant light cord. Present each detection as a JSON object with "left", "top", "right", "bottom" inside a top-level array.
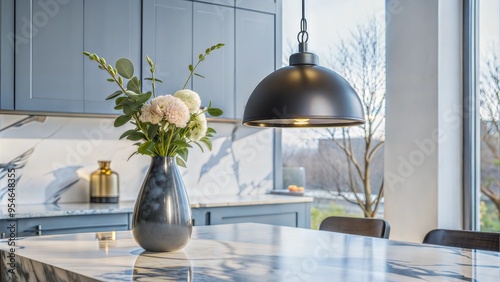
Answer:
[{"left": 297, "top": 0, "right": 309, "bottom": 52}]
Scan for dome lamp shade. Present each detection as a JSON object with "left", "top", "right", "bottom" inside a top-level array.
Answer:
[{"left": 242, "top": 0, "right": 365, "bottom": 128}]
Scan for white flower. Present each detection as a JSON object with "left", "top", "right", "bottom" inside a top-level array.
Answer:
[
  {"left": 174, "top": 89, "right": 201, "bottom": 113},
  {"left": 151, "top": 95, "right": 190, "bottom": 128},
  {"left": 139, "top": 104, "right": 163, "bottom": 124},
  {"left": 189, "top": 111, "right": 208, "bottom": 141}
]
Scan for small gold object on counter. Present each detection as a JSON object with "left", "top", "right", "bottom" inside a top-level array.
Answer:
[{"left": 90, "top": 160, "right": 119, "bottom": 203}]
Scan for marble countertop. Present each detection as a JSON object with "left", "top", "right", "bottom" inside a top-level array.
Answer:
[
  {"left": 1, "top": 223, "right": 498, "bottom": 281},
  {"left": 0, "top": 194, "right": 312, "bottom": 219}
]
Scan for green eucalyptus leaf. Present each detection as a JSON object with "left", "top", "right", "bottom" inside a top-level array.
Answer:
[
  {"left": 114, "top": 115, "right": 131, "bottom": 127},
  {"left": 192, "top": 141, "right": 204, "bottom": 153},
  {"left": 200, "top": 137, "right": 212, "bottom": 151},
  {"left": 194, "top": 73, "right": 205, "bottom": 78},
  {"left": 125, "top": 90, "right": 140, "bottom": 98},
  {"left": 207, "top": 107, "right": 223, "bottom": 117},
  {"left": 171, "top": 140, "right": 192, "bottom": 148},
  {"left": 106, "top": 90, "right": 123, "bottom": 100},
  {"left": 138, "top": 141, "right": 155, "bottom": 155},
  {"left": 188, "top": 64, "right": 194, "bottom": 71},
  {"left": 115, "top": 96, "right": 126, "bottom": 105},
  {"left": 205, "top": 127, "right": 217, "bottom": 137},
  {"left": 116, "top": 58, "right": 134, "bottom": 79},
  {"left": 127, "top": 151, "right": 139, "bottom": 161},
  {"left": 119, "top": 129, "right": 137, "bottom": 140},
  {"left": 177, "top": 148, "right": 188, "bottom": 162},
  {"left": 127, "top": 76, "right": 141, "bottom": 93},
  {"left": 147, "top": 124, "right": 158, "bottom": 140},
  {"left": 83, "top": 51, "right": 91, "bottom": 56},
  {"left": 123, "top": 104, "right": 141, "bottom": 115},
  {"left": 136, "top": 92, "right": 152, "bottom": 104},
  {"left": 176, "top": 157, "right": 187, "bottom": 168},
  {"left": 144, "top": 77, "right": 163, "bottom": 83},
  {"left": 127, "top": 132, "right": 146, "bottom": 141}
]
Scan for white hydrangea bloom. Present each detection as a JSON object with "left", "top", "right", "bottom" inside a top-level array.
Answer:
[
  {"left": 174, "top": 89, "right": 201, "bottom": 113},
  {"left": 139, "top": 103, "right": 163, "bottom": 124},
  {"left": 151, "top": 95, "right": 190, "bottom": 128},
  {"left": 189, "top": 111, "right": 208, "bottom": 141}
]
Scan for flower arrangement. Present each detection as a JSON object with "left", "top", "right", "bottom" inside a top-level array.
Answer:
[{"left": 83, "top": 43, "right": 224, "bottom": 166}]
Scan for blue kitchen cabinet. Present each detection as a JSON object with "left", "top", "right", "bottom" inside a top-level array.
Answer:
[
  {"left": 193, "top": 2, "right": 235, "bottom": 117},
  {"left": 0, "top": 219, "right": 16, "bottom": 239},
  {"left": 191, "top": 202, "right": 311, "bottom": 228},
  {"left": 14, "top": 0, "right": 141, "bottom": 114},
  {"left": 142, "top": 0, "right": 193, "bottom": 96},
  {"left": 235, "top": 0, "right": 276, "bottom": 14},
  {"left": 0, "top": 0, "right": 15, "bottom": 110},
  {"left": 15, "top": 0, "right": 85, "bottom": 113},
  {"left": 235, "top": 8, "right": 277, "bottom": 118},
  {"left": 83, "top": 0, "right": 141, "bottom": 114},
  {"left": 143, "top": 0, "right": 235, "bottom": 118},
  {"left": 17, "top": 214, "right": 129, "bottom": 237}
]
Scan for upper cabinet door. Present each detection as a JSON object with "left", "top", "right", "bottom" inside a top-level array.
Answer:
[
  {"left": 15, "top": 0, "right": 84, "bottom": 112},
  {"left": 83, "top": 0, "right": 141, "bottom": 114},
  {"left": 193, "top": 2, "right": 235, "bottom": 118},
  {"left": 142, "top": 0, "right": 193, "bottom": 95},
  {"left": 236, "top": 0, "right": 275, "bottom": 13},
  {"left": 0, "top": 0, "right": 15, "bottom": 110},
  {"left": 235, "top": 9, "right": 275, "bottom": 118}
]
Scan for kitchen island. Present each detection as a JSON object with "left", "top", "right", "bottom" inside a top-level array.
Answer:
[{"left": 1, "top": 223, "right": 499, "bottom": 281}]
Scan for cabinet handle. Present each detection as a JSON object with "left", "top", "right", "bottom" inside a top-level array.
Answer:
[
  {"left": 205, "top": 212, "right": 211, "bottom": 225},
  {"left": 36, "top": 225, "right": 42, "bottom": 236},
  {"left": 1, "top": 232, "right": 5, "bottom": 239}
]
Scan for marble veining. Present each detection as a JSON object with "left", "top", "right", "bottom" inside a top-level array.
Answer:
[
  {"left": 0, "top": 115, "right": 274, "bottom": 205},
  {"left": 1, "top": 223, "right": 498, "bottom": 282}
]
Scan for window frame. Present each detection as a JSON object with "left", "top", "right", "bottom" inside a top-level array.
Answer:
[{"left": 462, "top": 0, "right": 480, "bottom": 231}]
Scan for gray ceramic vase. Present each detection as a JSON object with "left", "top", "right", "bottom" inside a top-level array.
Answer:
[{"left": 132, "top": 157, "right": 192, "bottom": 252}]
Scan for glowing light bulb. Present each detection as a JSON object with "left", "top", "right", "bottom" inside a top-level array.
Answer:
[{"left": 293, "top": 118, "right": 309, "bottom": 125}]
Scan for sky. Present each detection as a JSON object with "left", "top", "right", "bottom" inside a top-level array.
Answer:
[
  {"left": 282, "top": 0, "right": 385, "bottom": 66},
  {"left": 283, "top": 0, "right": 499, "bottom": 62},
  {"left": 480, "top": 0, "right": 500, "bottom": 53}
]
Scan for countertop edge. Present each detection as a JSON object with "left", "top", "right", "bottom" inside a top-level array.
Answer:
[{"left": 0, "top": 195, "right": 313, "bottom": 219}]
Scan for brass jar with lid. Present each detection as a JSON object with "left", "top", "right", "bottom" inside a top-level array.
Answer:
[{"left": 90, "top": 160, "right": 119, "bottom": 203}]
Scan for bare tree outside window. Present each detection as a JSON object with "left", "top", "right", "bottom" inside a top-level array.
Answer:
[
  {"left": 283, "top": 18, "right": 385, "bottom": 223},
  {"left": 479, "top": 48, "right": 500, "bottom": 231},
  {"left": 320, "top": 19, "right": 385, "bottom": 218}
]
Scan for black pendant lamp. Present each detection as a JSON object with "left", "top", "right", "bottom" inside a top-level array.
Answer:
[{"left": 242, "top": 0, "right": 365, "bottom": 128}]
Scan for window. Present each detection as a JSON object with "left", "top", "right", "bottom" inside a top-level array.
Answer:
[
  {"left": 478, "top": 0, "right": 500, "bottom": 231},
  {"left": 281, "top": 0, "right": 385, "bottom": 229}
]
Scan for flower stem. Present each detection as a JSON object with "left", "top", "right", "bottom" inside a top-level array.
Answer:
[{"left": 182, "top": 60, "right": 203, "bottom": 89}]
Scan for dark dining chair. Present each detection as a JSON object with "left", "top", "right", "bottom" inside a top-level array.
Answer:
[
  {"left": 319, "top": 216, "right": 391, "bottom": 239},
  {"left": 422, "top": 229, "right": 500, "bottom": 252}
]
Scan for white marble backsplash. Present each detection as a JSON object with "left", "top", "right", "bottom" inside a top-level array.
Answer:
[{"left": 0, "top": 114, "right": 273, "bottom": 205}]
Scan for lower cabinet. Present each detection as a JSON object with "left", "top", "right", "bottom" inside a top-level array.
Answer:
[
  {"left": 0, "top": 220, "right": 16, "bottom": 239},
  {"left": 16, "top": 214, "right": 129, "bottom": 237},
  {"left": 191, "top": 202, "right": 311, "bottom": 228},
  {"left": 2, "top": 201, "right": 310, "bottom": 238}
]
